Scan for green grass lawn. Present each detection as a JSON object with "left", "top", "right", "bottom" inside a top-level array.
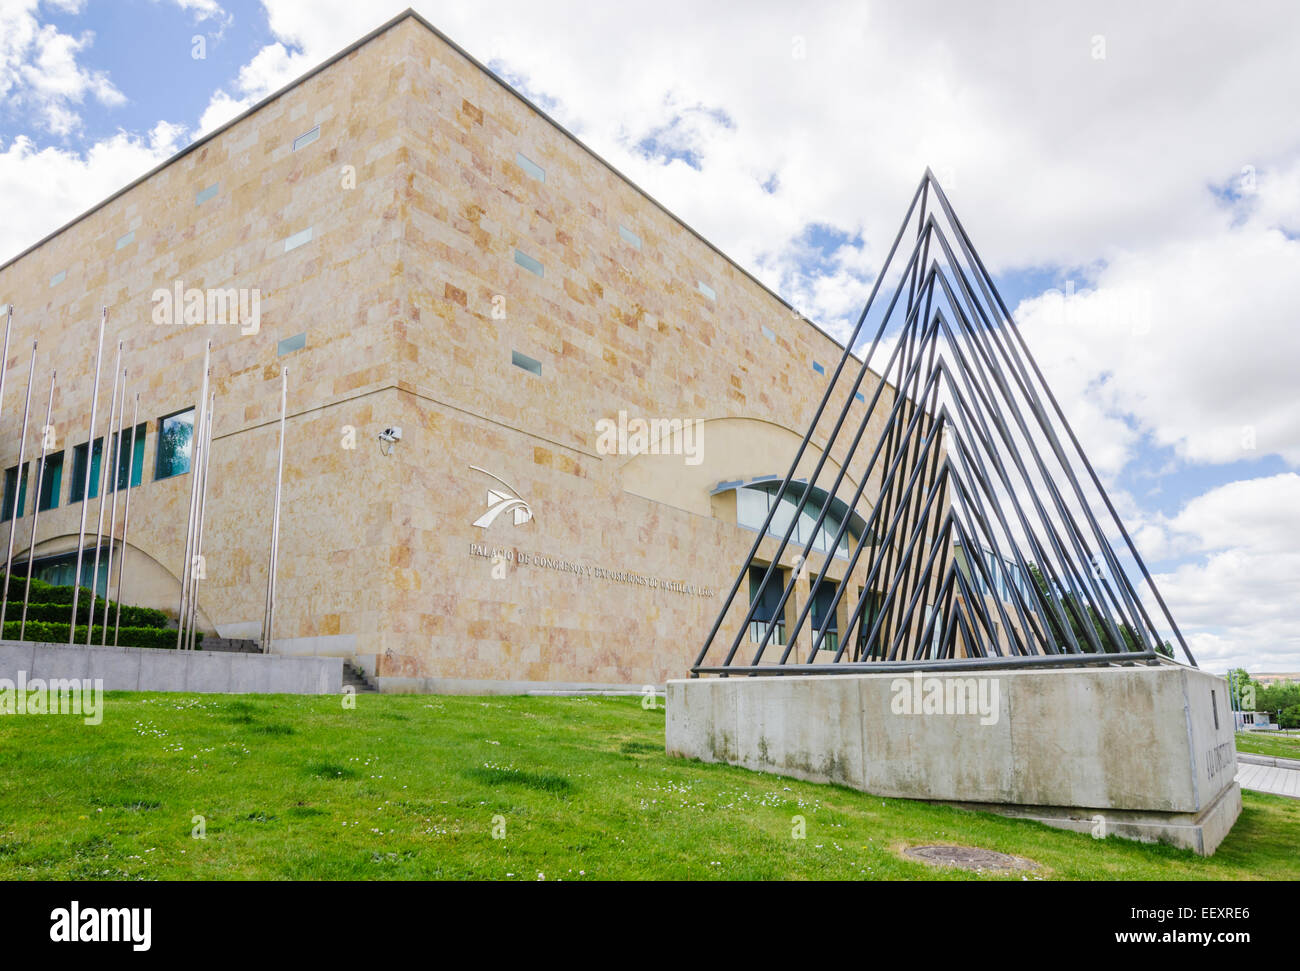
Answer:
[
  {"left": 1234, "top": 730, "right": 1300, "bottom": 760},
  {"left": 0, "top": 693, "right": 1296, "bottom": 880}
]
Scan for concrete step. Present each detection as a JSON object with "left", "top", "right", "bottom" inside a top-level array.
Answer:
[
  {"left": 201, "top": 636, "right": 263, "bottom": 654},
  {"left": 343, "top": 661, "right": 378, "bottom": 693}
]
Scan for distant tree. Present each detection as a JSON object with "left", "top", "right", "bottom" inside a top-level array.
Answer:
[
  {"left": 1226, "top": 668, "right": 1257, "bottom": 709},
  {"left": 1027, "top": 564, "right": 1148, "bottom": 654},
  {"left": 1259, "top": 681, "right": 1300, "bottom": 716}
]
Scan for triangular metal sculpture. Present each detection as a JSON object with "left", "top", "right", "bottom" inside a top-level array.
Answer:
[{"left": 693, "top": 171, "right": 1196, "bottom": 675}]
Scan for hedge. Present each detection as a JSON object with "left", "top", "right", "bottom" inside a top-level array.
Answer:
[
  {"left": 0, "top": 576, "right": 94, "bottom": 606},
  {"left": 14, "top": 600, "right": 169, "bottom": 629},
  {"left": 1, "top": 620, "right": 202, "bottom": 650}
]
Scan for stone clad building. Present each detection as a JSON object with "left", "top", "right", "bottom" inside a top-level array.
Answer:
[{"left": 0, "top": 10, "right": 911, "bottom": 692}]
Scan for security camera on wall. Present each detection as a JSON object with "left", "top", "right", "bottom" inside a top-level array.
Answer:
[{"left": 378, "top": 426, "right": 402, "bottom": 455}]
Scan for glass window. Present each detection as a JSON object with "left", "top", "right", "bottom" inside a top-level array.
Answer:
[
  {"left": 112, "top": 424, "right": 147, "bottom": 490},
  {"left": 511, "top": 350, "right": 542, "bottom": 376},
  {"left": 284, "top": 227, "right": 313, "bottom": 252},
  {"left": 618, "top": 224, "right": 641, "bottom": 249},
  {"left": 292, "top": 125, "right": 320, "bottom": 151},
  {"left": 516, "top": 152, "right": 545, "bottom": 182},
  {"left": 2, "top": 463, "right": 28, "bottom": 521},
  {"left": 277, "top": 332, "right": 306, "bottom": 356},
  {"left": 71, "top": 438, "right": 104, "bottom": 502},
  {"left": 810, "top": 578, "right": 839, "bottom": 651},
  {"left": 25, "top": 550, "right": 110, "bottom": 596},
  {"left": 36, "top": 451, "right": 62, "bottom": 511},
  {"left": 514, "top": 249, "right": 544, "bottom": 277},
  {"left": 155, "top": 409, "right": 194, "bottom": 480},
  {"left": 735, "top": 482, "right": 862, "bottom": 560}
]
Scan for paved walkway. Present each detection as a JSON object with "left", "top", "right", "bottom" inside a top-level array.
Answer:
[{"left": 1236, "top": 756, "right": 1300, "bottom": 799}]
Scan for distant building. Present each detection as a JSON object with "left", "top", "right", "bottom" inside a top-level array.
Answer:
[{"left": 1253, "top": 673, "right": 1300, "bottom": 686}]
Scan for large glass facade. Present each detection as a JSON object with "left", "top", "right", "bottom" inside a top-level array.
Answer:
[
  {"left": 734, "top": 480, "right": 866, "bottom": 559},
  {"left": 36, "top": 451, "right": 62, "bottom": 511},
  {"left": 21, "top": 550, "right": 111, "bottom": 596},
  {"left": 810, "top": 578, "right": 839, "bottom": 651},
  {"left": 112, "top": 423, "right": 147, "bottom": 490},
  {"left": 2, "top": 463, "right": 27, "bottom": 521},
  {"left": 747, "top": 564, "right": 786, "bottom": 646},
  {"left": 70, "top": 438, "right": 103, "bottom": 502},
  {"left": 155, "top": 409, "right": 194, "bottom": 480},
  {"left": 954, "top": 542, "right": 1031, "bottom": 604}
]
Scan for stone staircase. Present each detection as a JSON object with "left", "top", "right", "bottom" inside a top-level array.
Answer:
[
  {"left": 343, "top": 661, "right": 378, "bottom": 693},
  {"left": 201, "top": 636, "right": 263, "bottom": 654}
]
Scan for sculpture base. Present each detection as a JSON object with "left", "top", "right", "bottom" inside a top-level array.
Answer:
[{"left": 666, "top": 662, "right": 1241, "bottom": 855}]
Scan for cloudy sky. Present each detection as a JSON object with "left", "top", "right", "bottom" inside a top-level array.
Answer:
[{"left": 2, "top": 0, "right": 1297, "bottom": 674}]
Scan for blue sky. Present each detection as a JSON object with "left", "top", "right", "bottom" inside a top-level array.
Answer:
[{"left": 1, "top": 1, "right": 1297, "bottom": 674}]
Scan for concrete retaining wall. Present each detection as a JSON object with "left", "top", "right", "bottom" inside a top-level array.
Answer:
[
  {"left": 666, "top": 662, "right": 1242, "bottom": 855},
  {"left": 0, "top": 640, "right": 342, "bottom": 695}
]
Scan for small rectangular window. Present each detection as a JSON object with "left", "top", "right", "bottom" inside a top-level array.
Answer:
[
  {"left": 292, "top": 125, "right": 320, "bottom": 151},
  {"left": 115, "top": 230, "right": 134, "bottom": 251},
  {"left": 284, "top": 227, "right": 313, "bottom": 252},
  {"left": 1211, "top": 689, "right": 1219, "bottom": 730},
  {"left": 2, "top": 463, "right": 28, "bottom": 521},
  {"left": 70, "top": 439, "right": 104, "bottom": 502},
  {"left": 111, "top": 424, "right": 146, "bottom": 491},
  {"left": 277, "top": 332, "right": 307, "bottom": 356},
  {"left": 514, "top": 249, "right": 544, "bottom": 277},
  {"left": 618, "top": 224, "right": 642, "bottom": 249},
  {"left": 49, "top": 270, "right": 66, "bottom": 288},
  {"left": 516, "top": 152, "right": 545, "bottom": 182},
  {"left": 511, "top": 350, "right": 542, "bottom": 376},
  {"left": 813, "top": 361, "right": 825, "bottom": 375},
  {"left": 697, "top": 281, "right": 716, "bottom": 301},
  {"left": 760, "top": 325, "right": 775, "bottom": 341},
  {"left": 195, "top": 183, "right": 219, "bottom": 206},
  {"left": 155, "top": 408, "right": 195, "bottom": 480},
  {"left": 36, "top": 451, "right": 63, "bottom": 511}
]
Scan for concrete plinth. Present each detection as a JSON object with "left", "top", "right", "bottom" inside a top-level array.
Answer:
[
  {"left": 666, "top": 662, "right": 1241, "bottom": 855},
  {"left": 0, "top": 640, "right": 342, "bottom": 695}
]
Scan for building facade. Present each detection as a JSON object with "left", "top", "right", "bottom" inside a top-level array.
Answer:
[{"left": 0, "top": 11, "right": 917, "bottom": 691}]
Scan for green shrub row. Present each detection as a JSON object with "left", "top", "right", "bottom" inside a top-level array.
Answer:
[
  {"left": 14, "top": 599, "right": 170, "bottom": 629},
  {"left": 0, "top": 575, "right": 95, "bottom": 606},
  {"left": 1, "top": 620, "right": 202, "bottom": 650}
]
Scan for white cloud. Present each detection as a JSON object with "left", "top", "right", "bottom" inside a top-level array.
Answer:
[
  {"left": 0, "top": 2, "right": 124, "bottom": 136},
  {"left": 1014, "top": 174, "right": 1300, "bottom": 468},
  {"left": 0, "top": 123, "right": 185, "bottom": 261},
  {"left": 1153, "top": 474, "right": 1300, "bottom": 672}
]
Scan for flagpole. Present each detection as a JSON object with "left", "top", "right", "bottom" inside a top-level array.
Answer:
[
  {"left": 176, "top": 340, "right": 210, "bottom": 648},
  {"left": 2, "top": 341, "right": 37, "bottom": 633},
  {"left": 70, "top": 308, "right": 107, "bottom": 641},
  {"left": 113, "top": 393, "right": 140, "bottom": 646},
  {"left": 261, "top": 367, "right": 287, "bottom": 654},
  {"left": 101, "top": 368, "right": 127, "bottom": 646},
  {"left": 20, "top": 368, "right": 55, "bottom": 640},
  {"left": 87, "top": 341, "right": 122, "bottom": 644},
  {"left": 186, "top": 390, "right": 214, "bottom": 652}
]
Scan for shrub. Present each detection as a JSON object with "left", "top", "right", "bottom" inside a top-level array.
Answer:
[
  {"left": 1, "top": 620, "right": 202, "bottom": 650},
  {"left": 12, "top": 600, "right": 170, "bottom": 629}
]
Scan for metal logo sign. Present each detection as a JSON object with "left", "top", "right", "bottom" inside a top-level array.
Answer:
[{"left": 470, "top": 466, "right": 533, "bottom": 528}]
